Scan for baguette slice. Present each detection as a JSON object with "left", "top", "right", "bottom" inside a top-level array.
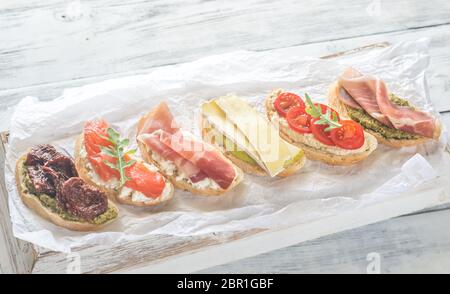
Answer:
[
  {"left": 75, "top": 134, "right": 174, "bottom": 207},
  {"left": 328, "top": 82, "right": 442, "bottom": 148},
  {"left": 200, "top": 117, "right": 306, "bottom": 177},
  {"left": 137, "top": 139, "right": 244, "bottom": 196},
  {"left": 16, "top": 154, "right": 118, "bottom": 231},
  {"left": 266, "top": 89, "right": 378, "bottom": 166}
]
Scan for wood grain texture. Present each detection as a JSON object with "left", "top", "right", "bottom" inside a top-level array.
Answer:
[
  {"left": 1, "top": 0, "right": 450, "bottom": 114},
  {"left": 31, "top": 229, "right": 264, "bottom": 274},
  {"left": 2, "top": 0, "right": 450, "bottom": 90},
  {"left": 1, "top": 0, "right": 450, "bottom": 274},
  {"left": 0, "top": 134, "right": 36, "bottom": 274},
  {"left": 3, "top": 22, "right": 450, "bottom": 130},
  {"left": 198, "top": 208, "right": 450, "bottom": 274}
]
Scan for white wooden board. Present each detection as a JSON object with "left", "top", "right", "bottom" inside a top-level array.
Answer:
[{"left": 1, "top": 0, "right": 450, "bottom": 274}]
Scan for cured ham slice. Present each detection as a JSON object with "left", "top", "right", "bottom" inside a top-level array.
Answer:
[
  {"left": 337, "top": 86, "right": 362, "bottom": 110},
  {"left": 138, "top": 103, "right": 237, "bottom": 189},
  {"left": 375, "top": 80, "right": 437, "bottom": 138},
  {"left": 339, "top": 68, "right": 393, "bottom": 127},
  {"left": 137, "top": 102, "right": 179, "bottom": 135},
  {"left": 338, "top": 67, "right": 437, "bottom": 138},
  {"left": 158, "top": 131, "right": 236, "bottom": 189},
  {"left": 138, "top": 133, "right": 208, "bottom": 183},
  {"left": 139, "top": 130, "right": 236, "bottom": 189}
]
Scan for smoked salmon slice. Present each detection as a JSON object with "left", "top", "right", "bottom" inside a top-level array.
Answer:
[{"left": 84, "top": 120, "right": 165, "bottom": 198}]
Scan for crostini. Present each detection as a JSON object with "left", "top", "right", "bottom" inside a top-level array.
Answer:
[
  {"left": 328, "top": 67, "right": 442, "bottom": 148},
  {"left": 16, "top": 144, "right": 119, "bottom": 231},
  {"left": 200, "top": 95, "right": 306, "bottom": 176},
  {"left": 74, "top": 120, "right": 174, "bottom": 207},
  {"left": 136, "top": 102, "right": 244, "bottom": 196},
  {"left": 265, "top": 89, "right": 378, "bottom": 166}
]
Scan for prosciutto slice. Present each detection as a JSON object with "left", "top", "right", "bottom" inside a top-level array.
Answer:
[
  {"left": 158, "top": 130, "right": 236, "bottom": 189},
  {"left": 339, "top": 68, "right": 393, "bottom": 127},
  {"left": 336, "top": 86, "right": 362, "bottom": 110},
  {"left": 138, "top": 103, "right": 237, "bottom": 189},
  {"left": 137, "top": 102, "right": 180, "bottom": 135},
  {"left": 338, "top": 67, "right": 437, "bottom": 138},
  {"left": 138, "top": 133, "right": 207, "bottom": 183},
  {"left": 375, "top": 80, "right": 436, "bottom": 138}
]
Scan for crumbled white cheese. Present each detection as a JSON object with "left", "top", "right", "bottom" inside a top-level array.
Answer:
[
  {"left": 150, "top": 147, "right": 222, "bottom": 191},
  {"left": 192, "top": 177, "right": 221, "bottom": 190},
  {"left": 81, "top": 140, "right": 120, "bottom": 190},
  {"left": 151, "top": 152, "right": 177, "bottom": 176},
  {"left": 119, "top": 181, "right": 172, "bottom": 204}
]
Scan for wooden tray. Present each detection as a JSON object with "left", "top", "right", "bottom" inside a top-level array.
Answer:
[{"left": 2, "top": 43, "right": 449, "bottom": 274}]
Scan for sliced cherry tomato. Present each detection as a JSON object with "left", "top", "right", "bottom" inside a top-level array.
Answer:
[
  {"left": 330, "top": 120, "right": 365, "bottom": 150},
  {"left": 286, "top": 107, "right": 312, "bottom": 134},
  {"left": 310, "top": 118, "right": 336, "bottom": 146},
  {"left": 274, "top": 92, "right": 305, "bottom": 117}
]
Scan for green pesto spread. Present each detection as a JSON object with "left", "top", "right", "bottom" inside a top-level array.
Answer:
[
  {"left": 283, "top": 150, "right": 304, "bottom": 168},
  {"left": 22, "top": 164, "right": 117, "bottom": 225},
  {"left": 345, "top": 94, "right": 420, "bottom": 140}
]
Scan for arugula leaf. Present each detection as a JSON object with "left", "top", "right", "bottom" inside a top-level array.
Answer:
[
  {"left": 305, "top": 93, "right": 322, "bottom": 118},
  {"left": 304, "top": 93, "right": 342, "bottom": 132},
  {"left": 100, "top": 127, "right": 137, "bottom": 186}
]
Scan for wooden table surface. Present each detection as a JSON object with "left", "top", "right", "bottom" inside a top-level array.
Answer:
[{"left": 1, "top": 0, "right": 450, "bottom": 274}]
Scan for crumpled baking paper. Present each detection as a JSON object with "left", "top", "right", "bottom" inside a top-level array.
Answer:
[{"left": 4, "top": 38, "right": 450, "bottom": 253}]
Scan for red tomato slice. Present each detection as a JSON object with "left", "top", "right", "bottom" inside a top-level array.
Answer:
[
  {"left": 274, "top": 92, "right": 305, "bottom": 117},
  {"left": 310, "top": 118, "right": 336, "bottom": 146},
  {"left": 286, "top": 107, "right": 312, "bottom": 133},
  {"left": 125, "top": 162, "right": 166, "bottom": 198},
  {"left": 330, "top": 120, "right": 365, "bottom": 150}
]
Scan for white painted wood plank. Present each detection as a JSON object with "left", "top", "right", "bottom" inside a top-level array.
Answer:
[
  {"left": 1, "top": 0, "right": 450, "bottom": 273},
  {"left": 198, "top": 208, "right": 450, "bottom": 274},
  {"left": 2, "top": 23, "right": 450, "bottom": 131},
  {"left": 0, "top": 135, "right": 35, "bottom": 274},
  {"left": 1, "top": 0, "right": 450, "bottom": 91}
]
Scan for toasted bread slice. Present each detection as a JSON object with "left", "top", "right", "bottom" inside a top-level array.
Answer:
[
  {"left": 266, "top": 89, "right": 378, "bottom": 166},
  {"left": 328, "top": 82, "right": 442, "bottom": 148},
  {"left": 15, "top": 154, "right": 118, "bottom": 231},
  {"left": 199, "top": 118, "right": 306, "bottom": 177},
  {"left": 74, "top": 134, "right": 174, "bottom": 207},
  {"left": 137, "top": 139, "right": 244, "bottom": 196}
]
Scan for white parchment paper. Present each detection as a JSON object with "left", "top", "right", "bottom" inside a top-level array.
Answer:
[{"left": 5, "top": 39, "right": 450, "bottom": 253}]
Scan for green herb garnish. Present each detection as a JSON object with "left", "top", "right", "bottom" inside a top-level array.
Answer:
[
  {"left": 305, "top": 93, "right": 342, "bottom": 132},
  {"left": 100, "top": 128, "right": 136, "bottom": 186}
]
